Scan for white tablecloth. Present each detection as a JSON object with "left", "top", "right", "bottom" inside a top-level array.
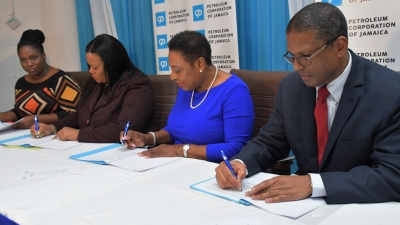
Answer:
[{"left": 1, "top": 130, "right": 399, "bottom": 225}]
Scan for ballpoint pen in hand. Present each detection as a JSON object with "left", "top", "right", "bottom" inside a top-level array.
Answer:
[
  {"left": 34, "top": 115, "right": 39, "bottom": 138},
  {"left": 221, "top": 150, "right": 242, "bottom": 191},
  {"left": 121, "top": 121, "right": 130, "bottom": 146}
]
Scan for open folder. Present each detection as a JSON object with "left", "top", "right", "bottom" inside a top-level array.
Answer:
[
  {"left": 1, "top": 134, "right": 82, "bottom": 151},
  {"left": 69, "top": 143, "right": 180, "bottom": 171},
  {"left": 190, "top": 173, "right": 326, "bottom": 218},
  {"left": 191, "top": 177, "right": 251, "bottom": 205},
  {"left": 69, "top": 143, "right": 139, "bottom": 164}
]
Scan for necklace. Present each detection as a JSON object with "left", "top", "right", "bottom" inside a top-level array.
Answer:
[{"left": 190, "top": 67, "right": 218, "bottom": 109}]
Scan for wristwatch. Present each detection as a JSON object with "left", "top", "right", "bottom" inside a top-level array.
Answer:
[{"left": 183, "top": 144, "right": 190, "bottom": 158}]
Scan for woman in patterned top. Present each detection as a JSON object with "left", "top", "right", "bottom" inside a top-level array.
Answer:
[{"left": 0, "top": 29, "right": 81, "bottom": 129}]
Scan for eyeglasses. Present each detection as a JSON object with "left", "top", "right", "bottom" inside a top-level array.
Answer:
[{"left": 283, "top": 36, "right": 339, "bottom": 67}]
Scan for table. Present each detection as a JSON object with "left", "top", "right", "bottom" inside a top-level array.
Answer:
[{"left": 0, "top": 130, "right": 399, "bottom": 225}]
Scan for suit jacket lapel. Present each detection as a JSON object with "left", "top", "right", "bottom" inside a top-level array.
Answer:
[
  {"left": 300, "top": 86, "right": 319, "bottom": 171},
  {"left": 320, "top": 88, "right": 359, "bottom": 167},
  {"left": 320, "top": 50, "right": 363, "bottom": 168}
]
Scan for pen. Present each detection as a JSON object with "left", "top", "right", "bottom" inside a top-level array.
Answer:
[
  {"left": 221, "top": 150, "right": 242, "bottom": 191},
  {"left": 121, "top": 121, "right": 130, "bottom": 146},
  {"left": 34, "top": 115, "right": 39, "bottom": 138}
]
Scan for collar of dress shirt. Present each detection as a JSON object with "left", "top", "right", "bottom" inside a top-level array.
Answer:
[{"left": 316, "top": 51, "right": 352, "bottom": 102}]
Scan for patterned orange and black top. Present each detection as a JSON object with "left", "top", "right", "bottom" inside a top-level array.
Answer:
[{"left": 11, "top": 70, "right": 81, "bottom": 120}]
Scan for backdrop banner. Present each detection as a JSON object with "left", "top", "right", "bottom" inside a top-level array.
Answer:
[
  {"left": 152, "top": 0, "right": 239, "bottom": 74},
  {"left": 317, "top": 0, "right": 399, "bottom": 71}
]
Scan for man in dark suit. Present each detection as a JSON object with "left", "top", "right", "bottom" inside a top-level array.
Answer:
[{"left": 215, "top": 2, "right": 400, "bottom": 204}]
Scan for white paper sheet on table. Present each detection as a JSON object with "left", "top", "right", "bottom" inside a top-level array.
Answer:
[
  {"left": 70, "top": 143, "right": 141, "bottom": 164},
  {"left": 3, "top": 134, "right": 54, "bottom": 146},
  {"left": 1, "top": 134, "right": 82, "bottom": 151},
  {"left": 108, "top": 151, "right": 181, "bottom": 171},
  {"left": 33, "top": 138, "right": 84, "bottom": 150},
  {"left": 0, "top": 119, "right": 23, "bottom": 132},
  {"left": 0, "top": 129, "right": 31, "bottom": 145},
  {"left": 0, "top": 127, "right": 27, "bottom": 137},
  {"left": 70, "top": 143, "right": 180, "bottom": 171},
  {"left": 191, "top": 173, "right": 326, "bottom": 218}
]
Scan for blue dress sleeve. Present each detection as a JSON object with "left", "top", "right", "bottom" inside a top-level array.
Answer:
[
  {"left": 162, "top": 126, "right": 176, "bottom": 143},
  {"left": 205, "top": 83, "right": 254, "bottom": 162}
]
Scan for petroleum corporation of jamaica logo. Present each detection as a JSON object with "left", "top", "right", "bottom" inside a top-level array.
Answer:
[
  {"left": 321, "top": 0, "right": 342, "bottom": 6},
  {"left": 157, "top": 34, "right": 168, "bottom": 49},
  {"left": 192, "top": 4, "right": 204, "bottom": 21},
  {"left": 158, "top": 57, "right": 169, "bottom": 71},
  {"left": 154, "top": 0, "right": 164, "bottom": 4},
  {"left": 155, "top": 11, "right": 166, "bottom": 27}
]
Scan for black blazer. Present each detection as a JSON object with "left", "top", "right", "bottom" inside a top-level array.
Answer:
[{"left": 234, "top": 50, "right": 400, "bottom": 204}]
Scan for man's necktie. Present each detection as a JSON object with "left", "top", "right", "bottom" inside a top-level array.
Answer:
[{"left": 315, "top": 86, "right": 330, "bottom": 166}]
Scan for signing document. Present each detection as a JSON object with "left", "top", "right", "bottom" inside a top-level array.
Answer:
[
  {"left": 191, "top": 173, "right": 326, "bottom": 218},
  {"left": 70, "top": 144, "right": 181, "bottom": 171}
]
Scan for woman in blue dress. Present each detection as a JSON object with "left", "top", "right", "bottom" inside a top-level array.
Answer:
[{"left": 121, "top": 30, "right": 254, "bottom": 163}]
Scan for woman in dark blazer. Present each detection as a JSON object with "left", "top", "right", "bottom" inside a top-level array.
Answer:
[{"left": 30, "top": 34, "right": 155, "bottom": 143}]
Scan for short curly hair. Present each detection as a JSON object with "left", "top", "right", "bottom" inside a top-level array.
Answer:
[
  {"left": 168, "top": 30, "right": 212, "bottom": 66},
  {"left": 286, "top": 2, "right": 348, "bottom": 43}
]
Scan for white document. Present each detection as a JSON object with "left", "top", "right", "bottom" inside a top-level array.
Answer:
[
  {"left": 76, "top": 145, "right": 144, "bottom": 163},
  {"left": 70, "top": 144, "right": 180, "bottom": 171},
  {"left": 21, "top": 165, "right": 80, "bottom": 180},
  {"left": 108, "top": 149, "right": 181, "bottom": 171},
  {"left": 2, "top": 134, "right": 81, "bottom": 150},
  {"left": 193, "top": 173, "right": 326, "bottom": 218},
  {"left": 5, "top": 134, "right": 54, "bottom": 146},
  {"left": 0, "top": 119, "right": 23, "bottom": 132},
  {"left": 34, "top": 138, "right": 84, "bottom": 151}
]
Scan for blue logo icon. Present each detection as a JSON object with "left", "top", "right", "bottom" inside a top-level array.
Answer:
[
  {"left": 154, "top": 0, "right": 164, "bottom": 4},
  {"left": 192, "top": 4, "right": 204, "bottom": 22},
  {"left": 157, "top": 34, "right": 168, "bottom": 49},
  {"left": 321, "top": 0, "right": 342, "bottom": 6},
  {"left": 155, "top": 12, "right": 166, "bottom": 27},
  {"left": 196, "top": 30, "right": 205, "bottom": 36},
  {"left": 158, "top": 57, "right": 169, "bottom": 71}
]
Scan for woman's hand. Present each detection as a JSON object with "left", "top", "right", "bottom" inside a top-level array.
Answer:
[
  {"left": 54, "top": 127, "right": 79, "bottom": 141},
  {"left": 30, "top": 122, "right": 55, "bottom": 138},
  {"left": 120, "top": 130, "right": 148, "bottom": 148},
  {"left": 138, "top": 144, "right": 182, "bottom": 158}
]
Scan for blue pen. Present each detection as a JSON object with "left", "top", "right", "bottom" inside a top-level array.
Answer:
[
  {"left": 121, "top": 121, "right": 130, "bottom": 146},
  {"left": 34, "top": 115, "right": 39, "bottom": 138},
  {"left": 221, "top": 150, "right": 242, "bottom": 191}
]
